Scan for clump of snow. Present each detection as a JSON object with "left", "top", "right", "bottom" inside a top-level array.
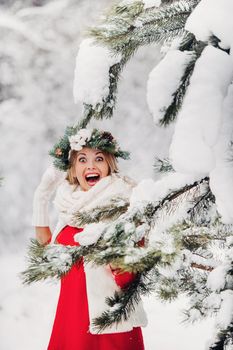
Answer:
[
  {"left": 185, "top": 0, "right": 233, "bottom": 50},
  {"left": 120, "top": 0, "right": 160, "bottom": 6},
  {"left": 188, "top": 308, "right": 202, "bottom": 322},
  {"left": 157, "top": 256, "right": 183, "bottom": 278},
  {"left": 73, "top": 38, "right": 122, "bottom": 106},
  {"left": 134, "top": 223, "right": 149, "bottom": 242},
  {"left": 209, "top": 84, "right": 233, "bottom": 224},
  {"left": 169, "top": 45, "right": 233, "bottom": 174},
  {"left": 124, "top": 247, "right": 150, "bottom": 264},
  {"left": 74, "top": 222, "right": 107, "bottom": 246},
  {"left": 207, "top": 264, "right": 229, "bottom": 292},
  {"left": 130, "top": 172, "right": 200, "bottom": 205},
  {"left": 217, "top": 290, "right": 233, "bottom": 329},
  {"left": 226, "top": 236, "right": 233, "bottom": 246},
  {"left": 119, "top": 0, "right": 137, "bottom": 6},
  {"left": 143, "top": 0, "right": 161, "bottom": 9},
  {"left": 44, "top": 245, "right": 73, "bottom": 272},
  {"left": 124, "top": 222, "right": 136, "bottom": 234},
  {"left": 147, "top": 50, "right": 193, "bottom": 124},
  {"left": 203, "top": 294, "right": 222, "bottom": 310}
]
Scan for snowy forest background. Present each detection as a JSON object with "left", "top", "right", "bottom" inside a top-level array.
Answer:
[{"left": 1, "top": 0, "right": 229, "bottom": 349}]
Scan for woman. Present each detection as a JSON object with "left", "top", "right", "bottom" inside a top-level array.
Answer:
[{"left": 32, "top": 128, "right": 147, "bottom": 350}]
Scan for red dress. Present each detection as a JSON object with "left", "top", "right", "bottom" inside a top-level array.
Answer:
[{"left": 47, "top": 225, "right": 145, "bottom": 350}]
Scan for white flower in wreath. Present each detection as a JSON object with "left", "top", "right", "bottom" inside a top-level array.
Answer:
[{"left": 69, "top": 128, "right": 92, "bottom": 151}]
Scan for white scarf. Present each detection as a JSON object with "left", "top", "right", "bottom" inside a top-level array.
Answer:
[{"left": 52, "top": 173, "right": 136, "bottom": 243}]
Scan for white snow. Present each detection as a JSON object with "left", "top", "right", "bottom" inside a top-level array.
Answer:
[
  {"left": 130, "top": 172, "right": 201, "bottom": 205},
  {"left": 0, "top": 252, "right": 215, "bottom": 350},
  {"left": 169, "top": 45, "right": 233, "bottom": 174},
  {"left": 186, "top": 0, "right": 233, "bottom": 50},
  {"left": 124, "top": 247, "right": 149, "bottom": 264},
  {"left": 119, "top": 0, "right": 137, "bottom": 6},
  {"left": 124, "top": 222, "right": 136, "bottom": 234},
  {"left": 73, "top": 38, "right": 122, "bottom": 106},
  {"left": 207, "top": 264, "right": 229, "bottom": 292},
  {"left": 217, "top": 290, "right": 233, "bottom": 329},
  {"left": 143, "top": 0, "right": 161, "bottom": 9},
  {"left": 203, "top": 294, "right": 222, "bottom": 311},
  {"left": 188, "top": 308, "right": 202, "bottom": 322},
  {"left": 74, "top": 222, "right": 107, "bottom": 245},
  {"left": 209, "top": 84, "right": 233, "bottom": 224},
  {"left": 147, "top": 50, "right": 194, "bottom": 124},
  {"left": 120, "top": 0, "right": 161, "bottom": 8},
  {"left": 1, "top": 0, "right": 233, "bottom": 349}
]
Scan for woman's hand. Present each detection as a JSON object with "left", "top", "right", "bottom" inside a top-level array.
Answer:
[
  {"left": 35, "top": 226, "right": 52, "bottom": 245},
  {"left": 32, "top": 165, "right": 66, "bottom": 226},
  {"left": 32, "top": 165, "right": 66, "bottom": 242}
]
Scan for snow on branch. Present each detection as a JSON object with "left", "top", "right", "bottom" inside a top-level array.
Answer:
[
  {"left": 130, "top": 171, "right": 201, "bottom": 205},
  {"left": 72, "top": 0, "right": 199, "bottom": 124},
  {"left": 147, "top": 49, "right": 194, "bottom": 124},
  {"left": 186, "top": 0, "right": 233, "bottom": 50},
  {"left": 73, "top": 38, "right": 122, "bottom": 108},
  {"left": 210, "top": 84, "right": 233, "bottom": 224},
  {"left": 169, "top": 45, "right": 233, "bottom": 174}
]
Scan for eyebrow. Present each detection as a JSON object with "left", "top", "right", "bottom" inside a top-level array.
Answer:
[
  {"left": 77, "top": 151, "right": 104, "bottom": 156},
  {"left": 77, "top": 153, "right": 86, "bottom": 156}
]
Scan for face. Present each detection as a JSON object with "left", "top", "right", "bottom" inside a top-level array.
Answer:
[{"left": 73, "top": 147, "right": 110, "bottom": 191}]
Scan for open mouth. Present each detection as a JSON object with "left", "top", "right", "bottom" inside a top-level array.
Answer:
[{"left": 85, "top": 174, "right": 101, "bottom": 186}]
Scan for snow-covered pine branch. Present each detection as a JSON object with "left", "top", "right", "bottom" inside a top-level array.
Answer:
[
  {"left": 20, "top": 0, "right": 233, "bottom": 347},
  {"left": 73, "top": 0, "right": 200, "bottom": 125},
  {"left": 72, "top": 0, "right": 233, "bottom": 347},
  {"left": 169, "top": 45, "right": 233, "bottom": 174},
  {"left": 73, "top": 38, "right": 122, "bottom": 120}
]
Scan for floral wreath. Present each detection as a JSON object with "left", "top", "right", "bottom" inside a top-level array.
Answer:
[{"left": 49, "top": 126, "right": 130, "bottom": 171}]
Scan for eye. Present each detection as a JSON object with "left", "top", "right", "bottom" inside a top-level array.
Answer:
[
  {"left": 96, "top": 156, "right": 104, "bottom": 161},
  {"left": 78, "top": 157, "right": 86, "bottom": 163}
]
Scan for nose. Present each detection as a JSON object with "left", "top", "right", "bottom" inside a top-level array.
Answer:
[{"left": 86, "top": 158, "right": 96, "bottom": 169}]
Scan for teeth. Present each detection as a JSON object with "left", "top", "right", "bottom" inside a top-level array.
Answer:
[{"left": 86, "top": 174, "right": 99, "bottom": 179}]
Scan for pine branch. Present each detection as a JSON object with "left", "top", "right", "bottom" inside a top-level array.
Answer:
[
  {"left": 89, "top": 1, "right": 200, "bottom": 54},
  {"left": 153, "top": 157, "right": 174, "bottom": 173},
  {"left": 80, "top": 62, "right": 122, "bottom": 121},
  {"left": 141, "top": 177, "right": 210, "bottom": 223},
  {"left": 21, "top": 239, "right": 87, "bottom": 284},
  {"left": 159, "top": 33, "right": 206, "bottom": 126},
  {"left": 209, "top": 324, "right": 233, "bottom": 350},
  {"left": 81, "top": 0, "right": 200, "bottom": 123},
  {"left": 188, "top": 188, "right": 216, "bottom": 224},
  {"left": 92, "top": 271, "right": 155, "bottom": 332},
  {"left": 22, "top": 177, "right": 212, "bottom": 284},
  {"left": 71, "top": 197, "right": 129, "bottom": 226},
  {"left": 191, "top": 262, "right": 214, "bottom": 272}
]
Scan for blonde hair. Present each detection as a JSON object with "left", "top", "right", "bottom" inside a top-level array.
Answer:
[{"left": 66, "top": 149, "right": 119, "bottom": 185}]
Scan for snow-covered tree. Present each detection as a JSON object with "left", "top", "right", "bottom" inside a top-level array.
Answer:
[
  {"left": 0, "top": 0, "right": 117, "bottom": 245},
  {"left": 23, "top": 0, "right": 233, "bottom": 348},
  {"left": 0, "top": 0, "right": 163, "bottom": 248}
]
